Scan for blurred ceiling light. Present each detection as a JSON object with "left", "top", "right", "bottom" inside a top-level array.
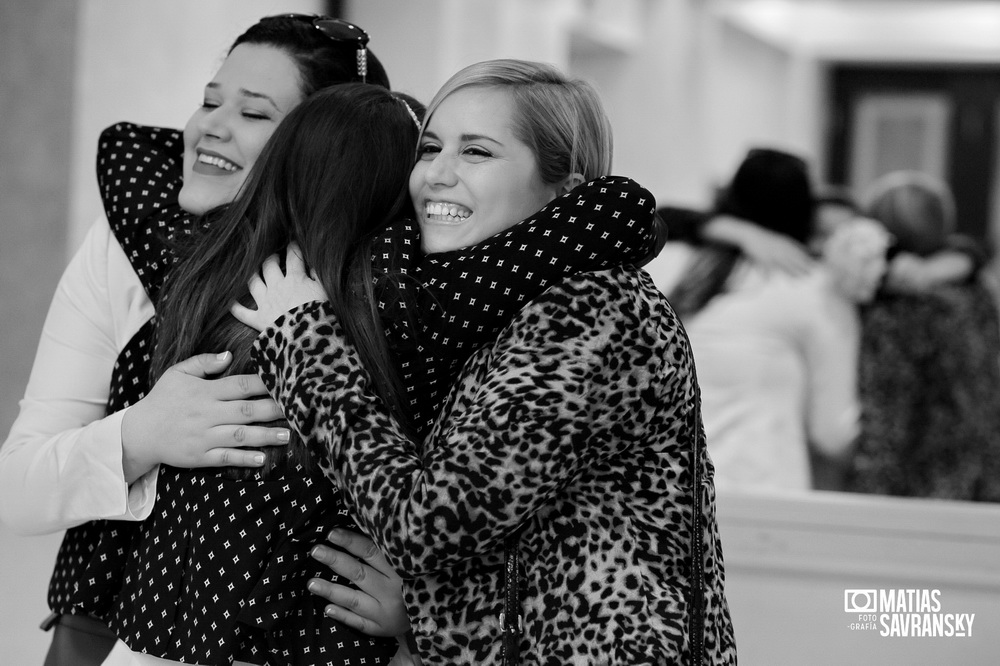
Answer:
[{"left": 713, "top": 0, "right": 1000, "bottom": 61}]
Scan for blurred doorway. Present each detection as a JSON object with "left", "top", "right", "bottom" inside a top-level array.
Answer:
[{"left": 827, "top": 65, "right": 1000, "bottom": 245}]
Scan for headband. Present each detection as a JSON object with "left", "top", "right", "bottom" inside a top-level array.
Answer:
[{"left": 395, "top": 96, "right": 421, "bottom": 129}]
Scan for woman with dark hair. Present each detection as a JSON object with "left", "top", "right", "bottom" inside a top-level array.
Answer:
[
  {"left": 0, "top": 14, "right": 404, "bottom": 665},
  {"left": 664, "top": 147, "right": 862, "bottom": 492},
  {"left": 717, "top": 148, "right": 815, "bottom": 244},
  {"left": 81, "top": 83, "right": 421, "bottom": 666}
]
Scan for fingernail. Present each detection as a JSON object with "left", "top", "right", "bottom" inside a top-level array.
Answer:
[
  {"left": 253, "top": 453, "right": 265, "bottom": 464},
  {"left": 216, "top": 351, "right": 230, "bottom": 361},
  {"left": 327, "top": 529, "right": 345, "bottom": 544},
  {"left": 277, "top": 430, "right": 290, "bottom": 443},
  {"left": 307, "top": 579, "right": 318, "bottom": 592}
]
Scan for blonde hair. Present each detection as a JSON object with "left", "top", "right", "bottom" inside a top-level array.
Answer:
[
  {"left": 421, "top": 59, "right": 613, "bottom": 183},
  {"left": 863, "top": 171, "right": 955, "bottom": 256}
]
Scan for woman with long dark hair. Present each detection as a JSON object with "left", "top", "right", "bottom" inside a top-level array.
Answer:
[
  {"left": 79, "top": 83, "right": 420, "bottom": 666},
  {"left": 0, "top": 14, "right": 407, "bottom": 665}
]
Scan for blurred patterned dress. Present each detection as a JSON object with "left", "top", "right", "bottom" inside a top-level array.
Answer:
[{"left": 846, "top": 279, "right": 1000, "bottom": 502}]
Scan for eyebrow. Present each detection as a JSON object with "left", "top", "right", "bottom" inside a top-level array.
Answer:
[
  {"left": 422, "top": 129, "right": 503, "bottom": 146},
  {"left": 205, "top": 82, "right": 282, "bottom": 112}
]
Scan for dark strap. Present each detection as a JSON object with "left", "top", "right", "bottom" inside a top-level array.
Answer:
[
  {"left": 41, "top": 610, "right": 116, "bottom": 666},
  {"left": 687, "top": 400, "right": 707, "bottom": 666},
  {"left": 500, "top": 527, "right": 524, "bottom": 665}
]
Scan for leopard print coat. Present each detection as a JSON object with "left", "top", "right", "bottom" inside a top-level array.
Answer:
[{"left": 253, "top": 266, "right": 737, "bottom": 665}]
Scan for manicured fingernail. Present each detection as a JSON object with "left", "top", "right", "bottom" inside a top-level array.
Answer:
[
  {"left": 253, "top": 454, "right": 265, "bottom": 464},
  {"left": 327, "top": 529, "right": 345, "bottom": 544},
  {"left": 216, "top": 351, "right": 230, "bottom": 361},
  {"left": 307, "top": 579, "right": 318, "bottom": 592},
  {"left": 277, "top": 430, "right": 290, "bottom": 443}
]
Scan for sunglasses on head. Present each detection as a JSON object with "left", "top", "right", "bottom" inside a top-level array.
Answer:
[{"left": 263, "top": 14, "right": 370, "bottom": 83}]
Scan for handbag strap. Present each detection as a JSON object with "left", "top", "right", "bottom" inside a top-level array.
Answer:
[
  {"left": 498, "top": 403, "right": 708, "bottom": 666},
  {"left": 500, "top": 527, "right": 524, "bottom": 666},
  {"left": 687, "top": 400, "right": 707, "bottom": 666}
]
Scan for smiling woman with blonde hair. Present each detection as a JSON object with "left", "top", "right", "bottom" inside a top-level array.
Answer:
[
  {"left": 237, "top": 58, "right": 736, "bottom": 665},
  {"left": 428, "top": 58, "right": 614, "bottom": 182}
]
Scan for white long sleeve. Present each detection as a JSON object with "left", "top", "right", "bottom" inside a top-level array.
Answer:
[
  {"left": 0, "top": 216, "right": 158, "bottom": 535},
  {"left": 801, "top": 270, "right": 861, "bottom": 457}
]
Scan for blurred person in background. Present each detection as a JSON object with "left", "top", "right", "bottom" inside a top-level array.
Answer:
[
  {"left": 845, "top": 170, "right": 1000, "bottom": 502},
  {"left": 648, "top": 148, "right": 873, "bottom": 492}
]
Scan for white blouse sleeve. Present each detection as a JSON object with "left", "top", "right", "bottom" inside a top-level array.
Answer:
[
  {"left": 801, "top": 269, "right": 862, "bottom": 457},
  {"left": 0, "top": 216, "right": 158, "bottom": 535}
]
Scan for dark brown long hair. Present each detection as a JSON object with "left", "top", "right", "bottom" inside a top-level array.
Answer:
[{"left": 152, "top": 84, "right": 420, "bottom": 476}]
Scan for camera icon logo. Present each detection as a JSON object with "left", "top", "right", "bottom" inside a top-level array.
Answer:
[{"left": 844, "top": 589, "right": 877, "bottom": 613}]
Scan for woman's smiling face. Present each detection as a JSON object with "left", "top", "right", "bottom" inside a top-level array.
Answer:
[
  {"left": 178, "top": 43, "right": 304, "bottom": 215},
  {"left": 409, "top": 86, "right": 562, "bottom": 254}
]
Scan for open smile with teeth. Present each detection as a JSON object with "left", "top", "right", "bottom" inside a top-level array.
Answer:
[
  {"left": 197, "top": 153, "right": 240, "bottom": 172},
  {"left": 425, "top": 201, "right": 472, "bottom": 222}
]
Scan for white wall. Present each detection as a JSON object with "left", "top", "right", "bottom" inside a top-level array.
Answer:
[
  {"left": 0, "top": 526, "right": 64, "bottom": 664},
  {"left": 717, "top": 490, "right": 1000, "bottom": 665},
  {"left": 701, "top": 17, "right": 826, "bottom": 192},
  {"left": 351, "top": 0, "right": 582, "bottom": 107},
  {"left": 571, "top": 0, "right": 713, "bottom": 207}
]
